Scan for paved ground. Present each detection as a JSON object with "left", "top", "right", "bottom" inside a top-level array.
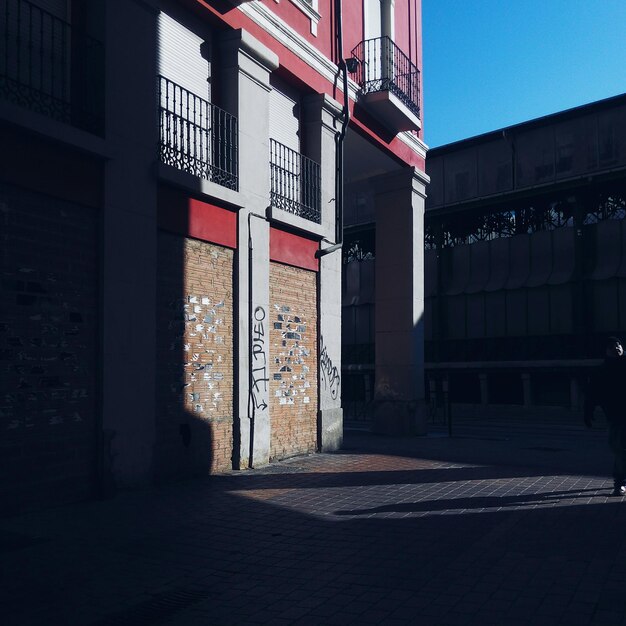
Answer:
[{"left": 2, "top": 415, "right": 626, "bottom": 625}]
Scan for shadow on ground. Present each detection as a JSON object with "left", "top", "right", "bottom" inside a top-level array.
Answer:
[{"left": 2, "top": 427, "right": 626, "bottom": 625}]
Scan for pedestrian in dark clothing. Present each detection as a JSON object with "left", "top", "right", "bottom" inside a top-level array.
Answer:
[{"left": 584, "top": 336, "right": 626, "bottom": 496}]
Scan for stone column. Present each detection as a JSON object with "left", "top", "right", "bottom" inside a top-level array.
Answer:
[
  {"left": 303, "top": 94, "right": 343, "bottom": 451},
  {"left": 219, "top": 30, "right": 278, "bottom": 468},
  {"left": 101, "top": 0, "right": 159, "bottom": 488},
  {"left": 372, "top": 167, "right": 429, "bottom": 435}
]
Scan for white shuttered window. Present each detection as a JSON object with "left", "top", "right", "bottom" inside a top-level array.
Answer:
[
  {"left": 157, "top": 12, "right": 209, "bottom": 101},
  {"left": 269, "top": 77, "right": 300, "bottom": 153}
]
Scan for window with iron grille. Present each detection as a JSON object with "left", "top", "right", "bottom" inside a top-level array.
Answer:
[
  {"left": 287, "top": 0, "right": 320, "bottom": 36},
  {"left": 269, "top": 138, "right": 321, "bottom": 224},
  {"left": 351, "top": 35, "right": 420, "bottom": 119},
  {"left": 158, "top": 75, "right": 238, "bottom": 191},
  {"left": 0, "top": 0, "right": 104, "bottom": 134}
]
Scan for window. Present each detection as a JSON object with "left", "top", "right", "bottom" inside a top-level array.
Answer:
[{"left": 288, "top": 0, "right": 321, "bottom": 36}]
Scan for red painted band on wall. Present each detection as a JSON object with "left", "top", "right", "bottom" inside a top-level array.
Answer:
[
  {"left": 158, "top": 187, "right": 237, "bottom": 249},
  {"left": 270, "top": 227, "right": 319, "bottom": 272}
]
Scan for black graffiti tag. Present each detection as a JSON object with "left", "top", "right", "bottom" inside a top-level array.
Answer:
[
  {"left": 251, "top": 306, "right": 268, "bottom": 411},
  {"left": 319, "top": 336, "right": 340, "bottom": 400}
]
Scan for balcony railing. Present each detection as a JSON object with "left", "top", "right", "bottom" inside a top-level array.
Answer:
[
  {"left": 158, "top": 76, "right": 238, "bottom": 191},
  {"left": 269, "top": 138, "right": 321, "bottom": 224},
  {"left": 351, "top": 36, "right": 420, "bottom": 119},
  {"left": 0, "top": 0, "right": 104, "bottom": 134}
]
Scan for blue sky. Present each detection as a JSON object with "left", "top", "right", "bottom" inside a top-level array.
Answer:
[{"left": 422, "top": 0, "right": 626, "bottom": 148}]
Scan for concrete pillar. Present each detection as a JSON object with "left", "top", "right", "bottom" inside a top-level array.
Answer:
[
  {"left": 303, "top": 94, "right": 343, "bottom": 451},
  {"left": 522, "top": 372, "right": 532, "bottom": 408},
  {"left": 317, "top": 246, "right": 343, "bottom": 451},
  {"left": 479, "top": 374, "right": 489, "bottom": 406},
  {"left": 372, "top": 167, "right": 429, "bottom": 435},
  {"left": 219, "top": 30, "right": 278, "bottom": 468},
  {"left": 101, "top": 0, "right": 159, "bottom": 488},
  {"left": 302, "top": 94, "right": 342, "bottom": 239},
  {"left": 382, "top": 0, "right": 395, "bottom": 41}
]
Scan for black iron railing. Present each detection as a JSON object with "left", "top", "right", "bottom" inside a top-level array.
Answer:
[
  {"left": 158, "top": 76, "right": 238, "bottom": 191},
  {"left": 0, "top": 0, "right": 104, "bottom": 134},
  {"left": 269, "top": 138, "right": 321, "bottom": 224},
  {"left": 424, "top": 189, "right": 626, "bottom": 249},
  {"left": 351, "top": 36, "right": 420, "bottom": 119}
]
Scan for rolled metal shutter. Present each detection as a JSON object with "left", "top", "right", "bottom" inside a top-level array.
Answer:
[
  {"left": 157, "top": 12, "right": 209, "bottom": 100},
  {"left": 269, "top": 77, "right": 300, "bottom": 153}
]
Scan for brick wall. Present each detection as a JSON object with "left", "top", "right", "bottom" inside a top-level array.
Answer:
[
  {"left": 269, "top": 262, "right": 318, "bottom": 460},
  {"left": 156, "top": 232, "right": 234, "bottom": 478},
  {"left": 0, "top": 182, "right": 98, "bottom": 515}
]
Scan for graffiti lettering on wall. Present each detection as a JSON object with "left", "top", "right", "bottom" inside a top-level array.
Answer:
[
  {"left": 273, "top": 305, "right": 312, "bottom": 406},
  {"left": 319, "top": 336, "right": 340, "bottom": 400},
  {"left": 251, "top": 306, "right": 269, "bottom": 412},
  {"left": 170, "top": 295, "right": 227, "bottom": 414}
]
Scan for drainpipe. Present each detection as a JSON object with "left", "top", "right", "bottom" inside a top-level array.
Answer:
[{"left": 316, "top": 0, "right": 349, "bottom": 259}]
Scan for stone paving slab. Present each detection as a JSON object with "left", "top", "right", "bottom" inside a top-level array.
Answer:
[{"left": 1, "top": 423, "right": 625, "bottom": 625}]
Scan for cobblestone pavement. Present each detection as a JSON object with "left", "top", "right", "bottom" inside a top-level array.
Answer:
[{"left": 2, "top": 418, "right": 626, "bottom": 626}]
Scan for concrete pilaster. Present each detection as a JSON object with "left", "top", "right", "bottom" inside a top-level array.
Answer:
[
  {"left": 303, "top": 94, "right": 343, "bottom": 450},
  {"left": 302, "top": 93, "right": 342, "bottom": 240},
  {"left": 219, "top": 29, "right": 278, "bottom": 468},
  {"left": 318, "top": 246, "right": 343, "bottom": 450},
  {"left": 101, "top": 0, "right": 159, "bottom": 487},
  {"left": 246, "top": 216, "right": 271, "bottom": 468},
  {"left": 372, "top": 167, "right": 428, "bottom": 435}
]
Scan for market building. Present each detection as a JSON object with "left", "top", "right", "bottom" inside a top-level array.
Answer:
[{"left": 424, "top": 94, "right": 626, "bottom": 414}]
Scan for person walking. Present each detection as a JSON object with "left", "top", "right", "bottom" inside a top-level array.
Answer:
[{"left": 584, "top": 336, "right": 626, "bottom": 496}]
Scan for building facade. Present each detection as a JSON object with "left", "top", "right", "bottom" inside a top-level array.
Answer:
[
  {"left": 424, "top": 94, "right": 626, "bottom": 413},
  {"left": 0, "top": 0, "right": 427, "bottom": 514}
]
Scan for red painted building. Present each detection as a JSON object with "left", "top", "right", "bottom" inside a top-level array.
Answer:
[{"left": 0, "top": 0, "right": 428, "bottom": 514}]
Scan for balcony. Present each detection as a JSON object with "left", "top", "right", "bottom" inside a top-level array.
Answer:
[
  {"left": 350, "top": 36, "right": 421, "bottom": 133},
  {"left": 0, "top": 0, "right": 104, "bottom": 135},
  {"left": 158, "top": 76, "right": 238, "bottom": 191},
  {"left": 269, "top": 138, "right": 321, "bottom": 225}
]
